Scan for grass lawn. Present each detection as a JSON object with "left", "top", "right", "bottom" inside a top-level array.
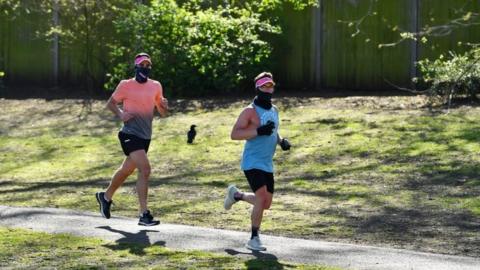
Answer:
[
  {"left": 0, "top": 96, "right": 479, "bottom": 257},
  {"left": 0, "top": 227, "right": 338, "bottom": 269}
]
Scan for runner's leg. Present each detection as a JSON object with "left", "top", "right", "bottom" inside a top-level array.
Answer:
[
  {"left": 105, "top": 156, "right": 136, "bottom": 201},
  {"left": 129, "top": 149, "right": 151, "bottom": 214}
]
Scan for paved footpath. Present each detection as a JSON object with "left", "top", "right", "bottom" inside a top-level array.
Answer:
[{"left": 1, "top": 205, "right": 479, "bottom": 270}]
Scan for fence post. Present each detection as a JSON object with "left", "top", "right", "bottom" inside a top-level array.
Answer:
[
  {"left": 52, "top": 0, "right": 59, "bottom": 87},
  {"left": 410, "top": 0, "right": 419, "bottom": 88},
  {"left": 310, "top": 0, "right": 322, "bottom": 90}
]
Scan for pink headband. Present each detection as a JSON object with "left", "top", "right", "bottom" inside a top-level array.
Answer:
[
  {"left": 255, "top": 77, "right": 275, "bottom": 88},
  {"left": 135, "top": 56, "right": 152, "bottom": 65}
]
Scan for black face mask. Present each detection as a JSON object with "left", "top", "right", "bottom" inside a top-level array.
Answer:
[
  {"left": 135, "top": 66, "right": 151, "bottom": 83},
  {"left": 254, "top": 89, "right": 272, "bottom": 110}
]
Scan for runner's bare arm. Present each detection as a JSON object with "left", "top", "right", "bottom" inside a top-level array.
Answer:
[
  {"left": 231, "top": 108, "right": 258, "bottom": 140},
  {"left": 106, "top": 96, "right": 132, "bottom": 122},
  {"left": 155, "top": 86, "right": 168, "bottom": 117},
  {"left": 155, "top": 97, "right": 168, "bottom": 117}
]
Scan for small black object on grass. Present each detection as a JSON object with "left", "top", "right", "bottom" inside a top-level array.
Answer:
[{"left": 187, "top": 125, "right": 197, "bottom": 144}]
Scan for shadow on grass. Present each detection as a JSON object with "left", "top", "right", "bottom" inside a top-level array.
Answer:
[
  {"left": 276, "top": 150, "right": 480, "bottom": 256},
  {"left": 225, "top": 249, "right": 290, "bottom": 270},
  {"left": 0, "top": 208, "right": 97, "bottom": 219},
  {"left": 1, "top": 132, "right": 480, "bottom": 256},
  {"left": 357, "top": 206, "right": 480, "bottom": 234},
  {"left": 0, "top": 99, "right": 118, "bottom": 138},
  {"left": 0, "top": 166, "right": 231, "bottom": 196},
  {"left": 98, "top": 226, "right": 165, "bottom": 256},
  {"left": 352, "top": 205, "right": 480, "bottom": 256},
  {"left": 0, "top": 178, "right": 109, "bottom": 195}
]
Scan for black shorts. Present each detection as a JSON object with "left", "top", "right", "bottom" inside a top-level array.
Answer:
[
  {"left": 118, "top": 132, "right": 151, "bottom": 156},
  {"left": 244, "top": 169, "right": 274, "bottom": 194}
]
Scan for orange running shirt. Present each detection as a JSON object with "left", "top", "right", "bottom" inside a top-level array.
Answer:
[{"left": 112, "top": 78, "right": 164, "bottom": 139}]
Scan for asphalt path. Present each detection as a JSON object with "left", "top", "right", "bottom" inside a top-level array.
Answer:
[{"left": 0, "top": 205, "right": 479, "bottom": 270}]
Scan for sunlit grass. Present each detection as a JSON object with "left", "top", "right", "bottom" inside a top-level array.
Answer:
[
  {"left": 1, "top": 97, "right": 480, "bottom": 256},
  {"left": 0, "top": 227, "right": 339, "bottom": 270}
]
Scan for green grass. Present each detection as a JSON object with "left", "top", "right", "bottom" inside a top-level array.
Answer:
[
  {"left": 0, "top": 97, "right": 479, "bottom": 257},
  {"left": 0, "top": 227, "right": 338, "bottom": 269}
]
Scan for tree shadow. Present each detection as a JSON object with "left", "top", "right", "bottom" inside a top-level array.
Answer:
[
  {"left": 0, "top": 178, "right": 109, "bottom": 195},
  {"left": 97, "top": 225, "right": 165, "bottom": 256},
  {"left": 224, "top": 249, "right": 288, "bottom": 270},
  {"left": 0, "top": 99, "right": 118, "bottom": 138},
  {"left": 0, "top": 164, "right": 230, "bottom": 197},
  {"left": 0, "top": 209, "right": 99, "bottom": 219},
  {"left": 352, "top": 205, "right": 480, "bottom": 251}
]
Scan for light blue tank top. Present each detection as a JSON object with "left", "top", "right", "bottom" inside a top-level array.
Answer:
[{"left": 241, "top": 103, "right": 279, "bottom": 173}]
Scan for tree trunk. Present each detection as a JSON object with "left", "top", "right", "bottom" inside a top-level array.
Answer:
[
  {"left": 410, "top": 0, "right": 419, "bottom": 89},
  {"left": 52, "top": 0, "right": 59, "bottom": 87},
  {"left": 310, "top": 1, "right": 323, "bottom": 91}
]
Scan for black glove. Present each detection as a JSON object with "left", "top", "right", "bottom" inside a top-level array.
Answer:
[
  {"left": 257, "top": 120, "right": 275, "bottom": 136},
  {"left": 280, "top": 138, "right": 291, "bottom": 151}
]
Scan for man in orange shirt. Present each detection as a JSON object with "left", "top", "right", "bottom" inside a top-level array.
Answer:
[{"left": 96, "top": 53, "right": 168, "bottom": 226}]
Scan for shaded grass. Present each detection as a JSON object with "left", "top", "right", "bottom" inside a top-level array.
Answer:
[
  {"left": 0, "top": 97, "right": 480, "bottom": 257},
  {"left": 0, "top": 227, "right": 338, "bottom": 269}
]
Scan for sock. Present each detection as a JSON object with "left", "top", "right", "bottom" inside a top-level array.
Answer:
[
  {"left": 251, "top": 226, "right": 259, "bottom": 239},
  {"left": 233, "top": 192, "right": 243, "bottom": 201},
  {"left": 104, "top": 193, "right": 110, "bottom": 202}
]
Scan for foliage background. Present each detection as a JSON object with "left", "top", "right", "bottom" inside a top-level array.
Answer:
[
  {"left": 0, "top": 0, "right": 479, "bottom": 96},
  {"left": 105, "top": 0, "right": 281, "bottom": 97}
]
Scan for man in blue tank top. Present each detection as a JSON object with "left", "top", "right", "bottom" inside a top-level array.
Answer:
[{"left": 224, "top": 72, "right": 291, "bottom": 251}]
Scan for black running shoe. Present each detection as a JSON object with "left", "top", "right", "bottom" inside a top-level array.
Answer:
[
  {"left": 138, "top": 210, "right": 160, "bottom": 226},
  {"left": 95, "top": 192, "right": 112, "bottom": 219}
]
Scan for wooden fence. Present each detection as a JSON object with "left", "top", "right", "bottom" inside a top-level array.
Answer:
[
  {"left": 0, "top": 0, "right": 479, "bottom": 93},
  {"left": 273, "top": 0, "right": 480, "bottom": 91}
]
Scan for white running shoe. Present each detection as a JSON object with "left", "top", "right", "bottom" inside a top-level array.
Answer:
[
  {"left": 246, "top": 236, "right": 267, "bottom": 251},
  {"left": 224, "top": 184, "right": 240, "bottom": 210}
]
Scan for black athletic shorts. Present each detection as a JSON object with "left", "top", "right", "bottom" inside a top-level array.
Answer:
[
  {"left": 244, "top": 169, "right": 274, "bottom": 194},
  {"left": 118, "top": 131, "right": 151, "bottom": 156}
]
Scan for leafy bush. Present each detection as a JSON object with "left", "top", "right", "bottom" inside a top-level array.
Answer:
[
  {"left": 105, "top": 0, "right": 280, "bottom": 96},
  {"left": 416, "top": 47, "right": 480, "bottom": 104},
  {"left": 1, "top": 0, "right": 136, "bottom": 93}
]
